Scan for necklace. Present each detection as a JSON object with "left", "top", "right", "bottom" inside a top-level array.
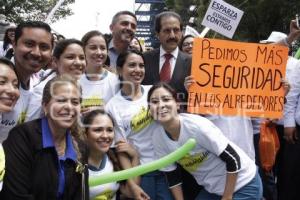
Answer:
[{"left": 56, "top": 141, "right": 66, "bottom": 157}]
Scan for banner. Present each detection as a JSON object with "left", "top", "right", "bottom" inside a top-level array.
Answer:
[{"left": 188, "top": 38, "right": 289, "bottom": 118}]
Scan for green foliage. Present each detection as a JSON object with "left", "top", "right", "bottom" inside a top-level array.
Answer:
[
  {"left": 0, "top": 0, "right": 75, "bottom": 24},
  {"left": 165, "top": 0, "right": 300, "bottom": 43}
]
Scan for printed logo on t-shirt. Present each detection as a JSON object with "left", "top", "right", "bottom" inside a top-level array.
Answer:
[
  {"left": 178, "top": 151, "right": 209, "bottom": 172},
  {"left": 130, "top": 107, "right": 153, "bottom": 133},
  {"left": 81, "top": 95, "right": 104, "bottom": 108},
  {"left": 93, "top": 189, "right": 115, "bottom": 200},
  {"left": 17, "top": 111, "right": 27, "bottom": 124},
  {"left": 1, "top": 119, "right": 15, "bottom": 126}
]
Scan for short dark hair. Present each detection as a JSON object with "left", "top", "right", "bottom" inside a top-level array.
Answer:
[
  {"left": 154, "top": 11, "right": 183, "bottom": 33},
  {"left": 111, "top": 10, "right": 137, "bottom": 25},
  {"left": 53, "top": 39, "right": 84, "bottom": 59},
  {"left": 15, "top": 21, "right": 53, "bottom": 47}
]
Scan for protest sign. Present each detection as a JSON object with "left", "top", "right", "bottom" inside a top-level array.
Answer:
[
  {"left": 185, "top": 25, "right": 201, "bottom": 37},
  {"left": 185, "top": 25, "right": 210, "bottom": 38},
  {"left": 188, "top": 38, "right": 289, "bottom": 118},
  {"left": 201, "top": 0, "right": 243, "bottom": 38}
]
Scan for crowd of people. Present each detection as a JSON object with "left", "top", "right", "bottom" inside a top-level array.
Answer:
[{"left": 0, "top": 9, "right": 300, "bottom": 200}]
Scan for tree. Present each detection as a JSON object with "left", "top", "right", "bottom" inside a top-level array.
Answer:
[
  {"left": 165, "top": 0, "right": 300, "bottom": 43},
  {"left": 0, "top": 0, "right": 75, "bottom": 24}
]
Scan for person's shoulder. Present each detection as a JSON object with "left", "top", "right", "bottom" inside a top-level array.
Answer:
[
  {"left": 142, "top": 84, "right": 152, "bottom": 92},
  {"left": 178, "top": 50, "right": 192, "bottom": 60},
  {"left": 4, "top": 119, "right": 42, "bottom": 147},
  {"left": 143, "top": 48, "right": 159, "bottom": 57},
  {"left": 105, "top": 91, "right": 122, "bottom": 108},
  {"left": 180, "top": 113, "right": 210, "bottom": 128},
  {"left": 106, "top": 70, "right": 119, "bottom": 81},
  {"left": 10, "top": 119, "right": 41, "bottom": 136}
]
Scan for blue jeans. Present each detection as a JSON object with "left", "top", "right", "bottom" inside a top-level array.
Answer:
[
  {"left": 140, "top": 170, "right": 173, "bottom": 200},
  {"left": 195, "top": 170, "right": 262, "bottom": 200}
]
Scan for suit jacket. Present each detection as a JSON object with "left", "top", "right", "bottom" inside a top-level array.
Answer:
[{"left": 142, "top": 48, "right": 192, "bottom": 104}]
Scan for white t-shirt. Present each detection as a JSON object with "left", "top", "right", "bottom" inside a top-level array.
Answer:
[
  {"left": 89, "top": 156, "right": 119, "bottom": 200},
  {"left": 205, "top": 115, "right": 255, "bottom": 160},
  {"left": 26, "top": 71, "right": 57, "bottom": 121},
  {"left": 80, "top": 70, "right": 119, "bottom": 108},
  {"left": 0, "top": 75, "right": 40, "bottom": 142},
  {"left": 153, "top": 113, "right": 256, "bottom": 196},
  {"left": 105, "top": 85, "right": 155, "bottom": 164}
]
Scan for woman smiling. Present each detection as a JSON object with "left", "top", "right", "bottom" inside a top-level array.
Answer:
[{"left": 1, "top": 75, "right": 87, "bottom": 199}]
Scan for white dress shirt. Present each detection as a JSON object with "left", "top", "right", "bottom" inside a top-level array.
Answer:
[
  {"left": 284, "top": 57, "right": 300, "bottom": 127},
  {"left": 159, "top": 46, "right": 179, "bottom": 78}
]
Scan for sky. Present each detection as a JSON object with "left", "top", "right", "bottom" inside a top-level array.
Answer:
[{"left": 51, "top": 0, "right": 135, "bottom": 39}]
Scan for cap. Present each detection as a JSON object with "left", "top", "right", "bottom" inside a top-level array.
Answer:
[{"left": 260, "top": 31, "right": 287, "bottom": 43}]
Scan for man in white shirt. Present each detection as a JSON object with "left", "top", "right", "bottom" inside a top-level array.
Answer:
[{"left": 0, "top": 21, "right": 53, "bottom": 142}]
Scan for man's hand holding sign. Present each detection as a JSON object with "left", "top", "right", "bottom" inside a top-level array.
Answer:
[{"left": 187, "top": 38, "right": 289, "bottom": 118}]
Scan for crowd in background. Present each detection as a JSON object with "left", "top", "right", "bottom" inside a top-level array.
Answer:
[{"left": 0, "top": 9, "right": 300, "bottom": 200}]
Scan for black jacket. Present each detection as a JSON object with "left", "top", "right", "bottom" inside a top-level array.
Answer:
[
  {"left": 1, "top": 119, "right": 88, "bottom": 200},
  {"left": 142, "top": 48, "right": 192, "bottom": 105}
]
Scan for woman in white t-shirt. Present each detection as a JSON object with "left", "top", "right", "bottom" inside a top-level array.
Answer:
[
  {"left": 0, "top": 58, "right": 20, "bottom": 117},
  {"left": 147, "top": 82, "right": 263, "bottom": 200},
  {"left": 83, "top": 109, "right": 140, "bottom": 200},
  {"left": 105, "top": 50, "right": 172, "bottom": 200},
  {"left": 0, "top": 58, "right": 20, "bottom": 190},
  {"left": 80, "top": 31, "right": 119, "bottom": 114},
  {"left": 0, "top": 58, "right": 21, "bottom": 142},
  {"left": 27, "top": 39, "right": 86, "bottom": 121}
]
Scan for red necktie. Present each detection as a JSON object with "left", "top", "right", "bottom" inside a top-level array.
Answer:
[{"left": 160, "top": 53, "right": 172, "bottom": 82}]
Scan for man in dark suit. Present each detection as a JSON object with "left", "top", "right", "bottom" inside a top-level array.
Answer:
[
  {"left": 142, "top": 11, "right": 201, "bottom": 199},
  {"left": 142, "top": 11, "right": 191, "bottom": 106}
]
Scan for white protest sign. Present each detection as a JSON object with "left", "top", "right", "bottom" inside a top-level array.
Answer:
[
  {"left": 185, "top": 26, "right": 210, "bottom": 38},
  {"left": 185, "top": 25, "right": 201, "bottom": 37},
  {"left": 201, "top": 0, "right": 244, "bottom": 38}
]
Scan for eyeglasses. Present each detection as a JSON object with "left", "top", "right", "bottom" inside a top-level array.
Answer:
[{"left": 182, "top": 42, "right": 193, "bottom": 48}]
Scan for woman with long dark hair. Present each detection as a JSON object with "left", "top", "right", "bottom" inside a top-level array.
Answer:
[
  {"left": 1, "top": 26, "right": 16, "bottom": 59},
  {"left": 105, "top": 50, "right": 173, "bottom": 200},
  {"left": 147, "top": 82, "right": 262, "bottom": 200}
]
